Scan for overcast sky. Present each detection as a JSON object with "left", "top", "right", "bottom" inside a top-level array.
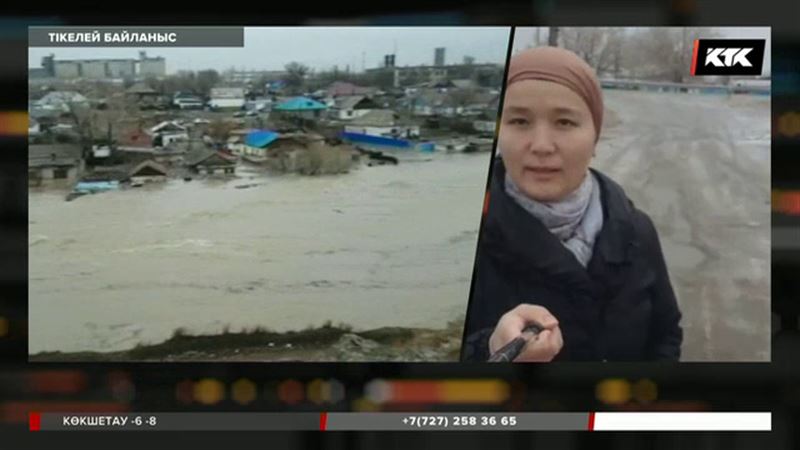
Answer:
[
  {"left": 513, "top": 27, "right": 771, "bottom": 73},
  {"left": 28, "top": 27, "right": 512, "bottom": 74}
]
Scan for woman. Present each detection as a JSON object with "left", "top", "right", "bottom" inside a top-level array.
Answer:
[{"left": 461, "top": 47, "right": 683, "bottom": 362}]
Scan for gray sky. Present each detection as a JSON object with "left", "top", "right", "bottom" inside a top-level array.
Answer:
[
  {"left": 513, "top": 27, "right": 771, "bottom": 74},
  {"left": 28, "top": 27, "right": 511, "bottom": 74}
]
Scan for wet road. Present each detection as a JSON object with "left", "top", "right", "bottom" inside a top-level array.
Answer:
[{"left": 594, "top": 90, "right": 771, "bottom": 361}]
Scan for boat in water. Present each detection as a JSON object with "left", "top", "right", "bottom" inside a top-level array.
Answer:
[
  {"left": 66, "top": 180, "right": 120, "bottom": 201},
  {"left": 340, "top": 131, "right": 435, "bottom": 162}
]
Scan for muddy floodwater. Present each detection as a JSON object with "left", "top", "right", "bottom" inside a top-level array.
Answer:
[{"left": 30, "top": 153, "right": 491, "bottom": 354}]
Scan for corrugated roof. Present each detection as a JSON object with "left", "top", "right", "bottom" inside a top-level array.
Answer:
[
  {"left": 245, "top": 130, "right": 279, "bottom": 148},
  {"left": 334, "top": 95, "right": 365, "bottom": 110},
  {"left": 128, "top": 159, "right": 168, "bottom": 177},
  {"left": 274, "top": 97, "right": 328, "bottom": 111},
  {"left": 334, "top": 95, "right": 380, "bottom": 111},
  {"left": 184, "top": 149, "right": 237, "bottom": 167}
]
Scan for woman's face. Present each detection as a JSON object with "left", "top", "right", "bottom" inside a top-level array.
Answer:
[{"left": 498, "top": 79, "right": 597, "bottom": 202}]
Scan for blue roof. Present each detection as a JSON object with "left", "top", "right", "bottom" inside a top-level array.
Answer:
[
  {"left": 274, "top": 96, "right": 328, "bottom": 111},
  {"left": 245, "top": 130, "right": 279, "bottom": 148}
]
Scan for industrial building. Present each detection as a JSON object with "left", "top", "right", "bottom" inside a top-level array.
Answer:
[{"left": 33, "top": 52, "right": 166, "bottom": 80}]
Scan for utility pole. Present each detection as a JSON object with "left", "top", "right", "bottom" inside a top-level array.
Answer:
[
  {"left": 548, "top": 27, "right": 559, "bottom": 47},
  {"left": 681, "top": 27, "right": 688, "bottom": 83}
]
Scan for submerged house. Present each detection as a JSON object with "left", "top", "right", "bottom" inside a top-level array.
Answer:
[
  {"left": 29, "top": 144, "right": 84, "bottom": 187},
  {"left": 343, "top": 109, "right": 420, "bottom": 139},
  {"left": 226, "top": 128, "right": 258, "bottom": 156},
  {"left": 128, "top": 159, "right": 169, "bottom": 185},
  {"left": 260, "top": 133, "right": 343, "bottom": 174},
  {"left": 241, "top": 130, "right": 280, "bottom": 159},
  {"left": 184, "top": 149, "right": 237, "bottom": 176},
  {"left": 268, "top": 133, "right": 324, "bottom": 153}
]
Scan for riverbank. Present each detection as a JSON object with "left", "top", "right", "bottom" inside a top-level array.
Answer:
[{"left": 30, "top": 319, "right": 465, "bottom": 362}]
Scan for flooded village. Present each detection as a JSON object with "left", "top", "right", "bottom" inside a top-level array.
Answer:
[
  {"left": 29, "top": 50, "right": 502, "bottom": 194},
  {"left": 28, "top": 30, "right": 509, "bottom": 361}
]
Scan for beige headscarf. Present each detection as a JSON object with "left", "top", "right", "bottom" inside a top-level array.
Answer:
[{"left": 507, "top": 46, "right": 604, "bottom": 141}]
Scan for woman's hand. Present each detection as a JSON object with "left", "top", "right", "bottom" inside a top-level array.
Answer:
[{"left": 489, "top": 304, "right": 563, "bottom": 362}]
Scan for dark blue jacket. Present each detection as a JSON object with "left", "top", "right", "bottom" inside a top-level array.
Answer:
[{"left": 461, "top": 159, "right": 683, "bottom": 362}]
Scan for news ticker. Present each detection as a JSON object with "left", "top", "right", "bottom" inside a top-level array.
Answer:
[{"left": 29, "top": 412, "right": 771, "bottom": 432}]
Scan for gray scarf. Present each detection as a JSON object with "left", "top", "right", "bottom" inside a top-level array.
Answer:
[{"left": 504, "top": 171, "right": 604, "bottom": 267}]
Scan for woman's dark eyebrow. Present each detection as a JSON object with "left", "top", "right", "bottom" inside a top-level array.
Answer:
[
  {"left": 504, "top": 106, "right": 531, "bottom": 114},
  {"left": 551, "top": 106, "right": 581, "bottom": 116},
  {"left": 504, "top": 105, "right": 582, "bottom": 116}
]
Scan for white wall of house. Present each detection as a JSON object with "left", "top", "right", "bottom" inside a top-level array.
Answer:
[
  {"left": 344, "top": 125, "right": 420, "bottom": 139},
  {"left": 131, "top": 174, "right": 166, "bottom": 184},
  {"left": 242, "top": 146, "right": 269, "bottom": 157},
  {"left": 210, "top": 98, "right": 245, "bottom": 109},
  {"left": 198, "top": 166, "right": 235, "bottom": 175},
  {"left": 228, "top": 142, "right": 247, "bottom": 156},
  {"left": 160, "top": 132, "right": 188, "bottom": 146},
  {"left": 92, "top": 146, "right": 111, "bottom": 158},
  {"left": 35, "top": 166, "right": 78, "bottom": 182}
]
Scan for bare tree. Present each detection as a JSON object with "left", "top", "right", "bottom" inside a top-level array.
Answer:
[
  {"left": 87, "top": 92, "right": 138, "bottom": 145},
  {"left": 284, "top": 62, "right": 310, "bottom": 95},
  {"left": 196, "top": 70, "right": 220, "bottom": 97},
  {"left": 558, "top": 28, "right": 626, "bottom": 77},
  {"left": 65, "top": 101, "right": 94, "bottom": 157},
  {"left": 207, "top": 119, "right": 239, "bottom": 143},
  {"left": 626, "top": 27, "right": 719, "bottom": 82}
]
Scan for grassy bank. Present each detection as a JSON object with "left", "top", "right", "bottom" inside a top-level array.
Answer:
[{"left": 30, "top": 319, "right": 465, "bottom": 362}]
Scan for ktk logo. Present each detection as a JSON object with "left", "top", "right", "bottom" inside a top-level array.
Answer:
[
  {"left": 705, "top": 48, "right": 753, "bottom": 67},
  {"left": 691, "top": 39, "right": 766, "bottom": 76}
]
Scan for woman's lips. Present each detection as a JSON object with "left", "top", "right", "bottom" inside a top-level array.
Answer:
[{"left": 524, "top": 166, "right": 562, "bottom": 179}]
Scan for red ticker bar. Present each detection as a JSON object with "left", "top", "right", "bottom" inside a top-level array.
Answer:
[{"left": 29, "top": 412, "right": 40, "bottom": 432}]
